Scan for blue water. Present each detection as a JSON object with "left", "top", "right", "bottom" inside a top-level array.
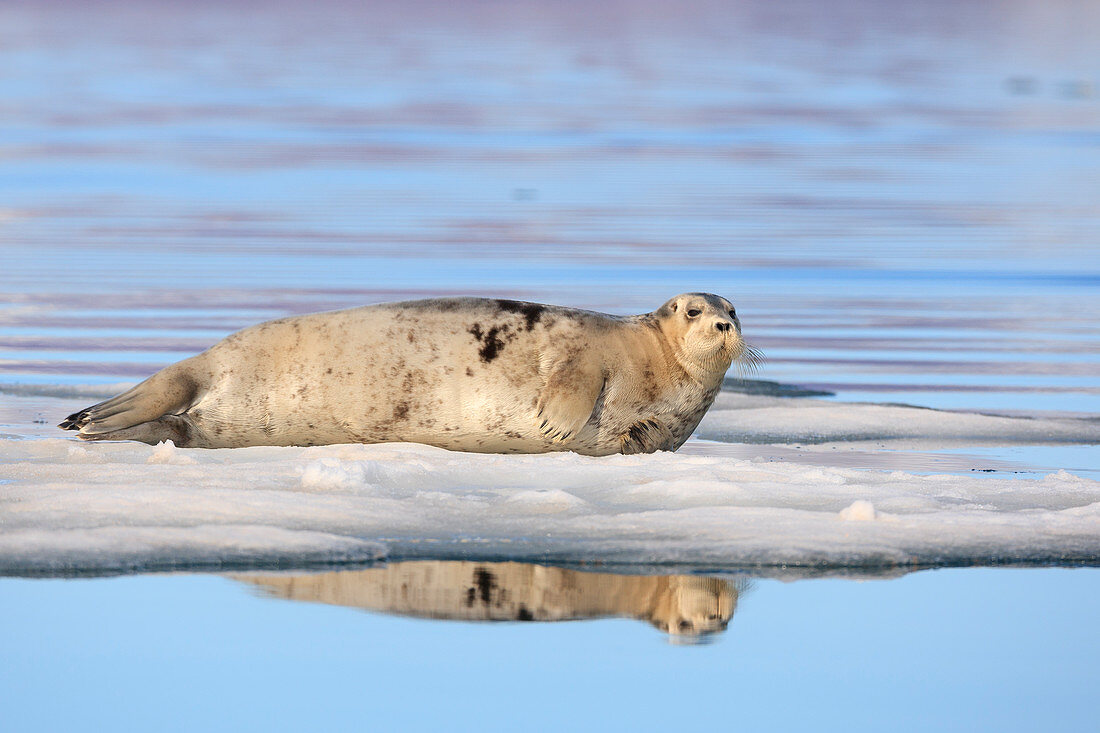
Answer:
[
  {"left": 2, "top": 568, "right": 1097, "bottom": 732},
  {"left": 2, "top": 0, "right": 1098, "bottom": 414}
]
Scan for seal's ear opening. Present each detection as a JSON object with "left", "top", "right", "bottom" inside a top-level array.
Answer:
[{"left": 655, "top": 297, "right": 679, "bottom": 318}]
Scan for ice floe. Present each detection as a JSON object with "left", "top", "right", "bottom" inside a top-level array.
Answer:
[
  {"left": 2, "top": 432, "right": 1098, "bottom": 575},
  {"left": 2, "top": 388, "right": 1097, "bottom": 575},
  {"left": 698, "top": 392, "right": 1100, "bottom": 445}
]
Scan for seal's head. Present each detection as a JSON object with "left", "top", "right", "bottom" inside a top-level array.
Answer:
[
  {"left": 646, "top": 576, "right": 739, "bottom": 642},
  {"left": 654, "top": 292, "right": 746, "bottom": 381}
]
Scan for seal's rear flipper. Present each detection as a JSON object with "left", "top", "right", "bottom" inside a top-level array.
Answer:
[
  {"left": 59, "top": 360, "right": 200, "bottom": 442},
  {"left": 71, "top": 415, "right": 196, "bottom": 446}
]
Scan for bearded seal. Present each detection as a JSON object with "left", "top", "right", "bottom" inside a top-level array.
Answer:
[
  {"left": 236, "top": 560, "right": 739, "bottom": 639},
  {"left": 59, "top": 293, "right": 754, "bottom": 455}
]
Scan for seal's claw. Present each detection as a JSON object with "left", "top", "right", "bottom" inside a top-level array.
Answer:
[{"left": 619, "top": 418, "right": 676, "bottom": 455}]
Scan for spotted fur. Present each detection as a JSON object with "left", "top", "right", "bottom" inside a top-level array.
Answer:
[{"left": 59, "top": 294, "right": 747, "bottom": 455}]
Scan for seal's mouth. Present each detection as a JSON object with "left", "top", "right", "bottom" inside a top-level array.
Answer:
[
  {"left": 675, "top": 318, "right": 760, "bottom": 379},
  {"left": 687, "top": 332, "right": 742, "bottom": 375}
]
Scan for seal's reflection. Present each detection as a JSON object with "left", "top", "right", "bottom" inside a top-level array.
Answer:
[{"left": 235, "top": 561, "right": 740, "bottom": 641}]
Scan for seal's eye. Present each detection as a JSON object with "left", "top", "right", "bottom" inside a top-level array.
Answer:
[
  {"left": 686, "top": 308, "right": 701, "bottom": 318},
  {"left": 728, "top": 309, "right": 736, "bottom": 318}
]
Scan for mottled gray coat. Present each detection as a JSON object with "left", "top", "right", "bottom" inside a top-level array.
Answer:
[{"left": 60, "top": 293, "right": 744, "bottom": 455}]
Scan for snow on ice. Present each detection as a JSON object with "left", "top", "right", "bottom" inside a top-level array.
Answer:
[{"left": 1, "top": 389, "right": 1098, "bottom": 575}]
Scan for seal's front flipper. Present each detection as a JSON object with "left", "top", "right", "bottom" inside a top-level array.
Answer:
[
  {"left": 619, "top": 418, "right": 675, "bottom": 455},
  {"left": 536, "top": 363, "right": 604, "bottom": 443}
]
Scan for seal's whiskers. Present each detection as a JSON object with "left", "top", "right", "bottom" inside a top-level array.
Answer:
[{"left": 735, "top": 344, "right": 765, "bottom": 378}]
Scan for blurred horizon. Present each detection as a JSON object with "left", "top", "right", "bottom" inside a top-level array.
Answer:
[{"left": 2, "top": 0, "right": 1098, "bottom": 410}]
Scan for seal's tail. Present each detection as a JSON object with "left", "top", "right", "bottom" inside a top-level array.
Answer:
[{"left": 59, "top": 360, "right": 200, "bottom": 438}]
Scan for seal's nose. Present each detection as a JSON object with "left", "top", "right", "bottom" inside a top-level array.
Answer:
[{"left": 715, "top": 321, "right": 731, "bottom": 332}]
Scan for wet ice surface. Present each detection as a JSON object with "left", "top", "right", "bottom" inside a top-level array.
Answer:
[
  {"left": 701, "top": 392, "right": 1100, "bottom": 447},
  {"left": 3, "top": 389, "right": 1097, "bottom": 575}
]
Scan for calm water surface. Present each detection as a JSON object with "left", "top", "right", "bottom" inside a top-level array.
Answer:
[
  {"left": 2, "top": 0, "right": 1098, "bottom": 414},
  {"left": 2, "top": 566, "right": 1098, "bottom": 732}
]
